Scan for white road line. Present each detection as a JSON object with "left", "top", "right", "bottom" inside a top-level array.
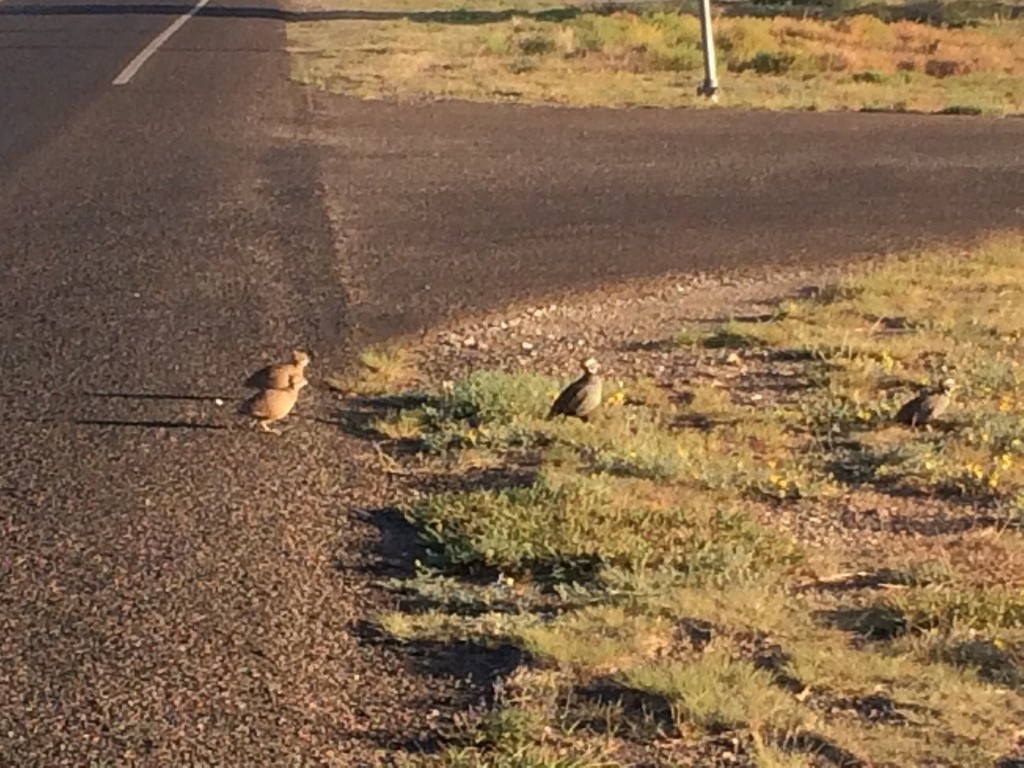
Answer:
[{"left": 112, "top": 0, "right": 211, "bottom": 86}]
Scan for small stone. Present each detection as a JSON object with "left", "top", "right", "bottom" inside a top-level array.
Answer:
[
  {"left": 463, "top": 336, "right": 477, "bottom": 348},
  {"left": 521, "top": 341, "right": 534, "bottom": 351},
  {"left": 724, "top": 351, "right": 743, "bottom": 366}
]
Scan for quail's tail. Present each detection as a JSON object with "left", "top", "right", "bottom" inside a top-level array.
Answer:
[{"left": 243, "top": 369, "right": 269, "bottom": 389}]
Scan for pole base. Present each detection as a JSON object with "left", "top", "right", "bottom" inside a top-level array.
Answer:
[{"left": 697, "top": 82, "right": 720, "bottom": 102}]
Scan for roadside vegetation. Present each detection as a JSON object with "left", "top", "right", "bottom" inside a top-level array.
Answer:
[
  {"left": 338, "top": 235, "right": 1024, "bottom": 766},
  {"left": 288, "top": 0, "right": 1024, "bottom": 114}
]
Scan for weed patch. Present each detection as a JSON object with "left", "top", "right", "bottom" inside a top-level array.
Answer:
[{"left": 357, "top": 236, "right": 1024, "bottom": 765}]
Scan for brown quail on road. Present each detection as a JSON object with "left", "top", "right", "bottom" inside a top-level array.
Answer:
[
  {"left": 239, "top": 375, "right": 308, "bottom": 433},
  {"left": 548, "top": 357, "right": 603, "bottom": 422}
]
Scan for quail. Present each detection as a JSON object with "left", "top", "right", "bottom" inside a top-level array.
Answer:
[
  {"left": 239, "top": 375, "right": 308, "bottom": 433},
  {"left": 548, "top": 357, "right": 603, "bottom": 422},
  {"left": 245, "top": 350, "right": 311, "bottom": 391},
  {"left": 895, "top": 377, "right": 956, "bottom": 428}
]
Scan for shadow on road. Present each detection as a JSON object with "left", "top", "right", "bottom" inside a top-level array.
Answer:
[
  {"left": 83, "top": 390, "right": 235, "bottom": 403},
  {"left": 1, "top": 0, "right": 1018, "bottom": 23},
  {"left": 74, "top": 418, "right": 230, "bottom": 429},
  {"left": 0, "top": 3, "right": 582, "bottom": 23}
]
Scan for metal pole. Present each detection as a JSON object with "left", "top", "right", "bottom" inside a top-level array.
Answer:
[{"left": 697, "top": 0, "right": 719, "bottom": 101}]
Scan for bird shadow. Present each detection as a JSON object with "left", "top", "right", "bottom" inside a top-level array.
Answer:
[
  {"left": 83, "top": 390, "right": 235, "bottom": 403},
  {"left": 74, "top": 418, "right": 229, "bottom": 430}
]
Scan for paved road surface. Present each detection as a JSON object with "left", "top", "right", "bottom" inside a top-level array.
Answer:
[
  {"left": 1, "top": 0, "right": 1023, "bottom": 763},
  {"left": 1, "top": 2, "right": 447, "bottom": 765},
  {"left": 308, "top": 100, "right": 1024, "bottom": 338}
]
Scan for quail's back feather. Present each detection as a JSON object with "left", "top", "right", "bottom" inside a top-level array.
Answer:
[
  {"left": 895, "top": 381, "right": 954, "bottom": 427},
  {"left": 548, "top": 372, "right": 603, "bottom": 420},
  {"left": 244, "top": 351, "right": 310, "bottom": 390}
]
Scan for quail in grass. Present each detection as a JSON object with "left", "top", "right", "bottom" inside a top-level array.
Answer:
[
  {"left": 244, "top": 350, "right": 311, "bottom": 391},
  {"left": 548, "top": 357, "right": 603, "bottom": 423},
  {"left": 239, "top": 375, "right": 308, "bottom": 433},
  {"left": 895, "top": 377, "right": 956, "bottom": 428}
]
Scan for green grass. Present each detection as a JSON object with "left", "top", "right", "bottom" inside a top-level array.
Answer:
[
  {"left": 622, "top": 651, "right": 809, "bottom": 733},
  {"left": 412, "top": 473, "right": 806, "bottom": 582},
  {"left": 358, "top": 235, "right": 1024, "bottom": 766},
  {"left": 288, "top": 0, "right": 1024, "bottom": 114}
]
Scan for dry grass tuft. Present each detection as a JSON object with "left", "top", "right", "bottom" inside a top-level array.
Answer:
[{"left": 328, "top": 344, "right": 418, "bottom": 395}]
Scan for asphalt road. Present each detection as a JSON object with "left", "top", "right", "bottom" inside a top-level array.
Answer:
[
  {"left": 1, "top": 0, "right": 1024, "bottom": 764},
  {"left": 312, "top": 100, "right": 1024, "bottom": 339},
  {"left": 0, "top": 2, "right": 440, "bottom": 765}
]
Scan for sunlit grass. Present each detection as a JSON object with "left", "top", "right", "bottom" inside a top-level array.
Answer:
[
  {"left": 363, "top": 235, "right": 1024, "bottom": 766},
  {"left": 289, "top": 6, "right": 1024, "bottom": 114}
]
